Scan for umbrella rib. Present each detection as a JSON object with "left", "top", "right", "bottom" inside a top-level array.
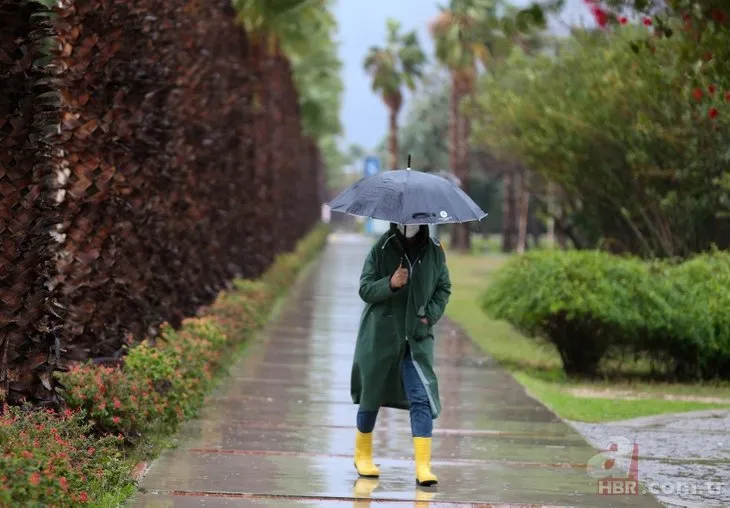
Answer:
[
  {"left": 371, "top": 179, "right": 391, "bottom": 221},
  {"left": 401, "top": 169, "right": 410, "bottom": 224}
]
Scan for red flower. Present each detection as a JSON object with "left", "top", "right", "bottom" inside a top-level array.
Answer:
[
  {"left": 704, "top": 52, "right": 714, "bottom": 61},
  {"left": 708, "top": 107, "right": 718, "bottom": 119},
  {"left": 59, "top": 476, "right": 68, "bottom": 490},
  {"left": 21, "top": 450, "right": 33, "bottom": 459},
  {"left": 725, "top": 91, "right": 730, "bottom": 102},
  {"left": 618, "top": 16, "right": 628, "bottom": 25},
  {"left": 711, "top": 9, "right": 727, "bottom": 23},
  {"left": 29, "top": 472, "right": 41, "bottom": 486},
  {"left": 643, "top": 17, "right": 653, "bottom": 26},
  {"left": 112, "top": 416, "right": 121, "bottom": 424},
  {"left": 692, "top": 88, "right": 703, "bottom": 101},
  {"left": 87, "top": 447, "right": 96, "bottom": 455},
  {"left": 113, "top": 398, "right": 122, "bottom": 409},
  {"left": 709, "top": 85, "right": 717, "bottom": 95},
  {"left": 590, "top": 5, "right": 609, "bottom": 27},
  {"left": 79, "top": 492, "right": 89, "bottom": 503}
]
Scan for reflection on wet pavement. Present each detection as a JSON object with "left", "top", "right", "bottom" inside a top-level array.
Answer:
[{"left": 134, "top": 234, "right": 662, "bottom": 507}]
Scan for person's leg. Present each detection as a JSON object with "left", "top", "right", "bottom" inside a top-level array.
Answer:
[
  {"left": 357, "top": 408, "right": 378, "bottom": 433},
  {"left": 354, "top": 406, "right": 380, "bottom": 477},
  {"left": 402, "top": 343, "right": 437, "bottom": 486}
]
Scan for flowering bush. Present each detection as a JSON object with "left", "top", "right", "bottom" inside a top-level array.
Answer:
[
  {"left": 472, "top": 24, "right": 729, "bottom": 258},
  {"left": 2, "top": 224, "right": 330, "bottom": 504},
  {"left": 0, "top": 406, "right": 129, "bottom": 507}
]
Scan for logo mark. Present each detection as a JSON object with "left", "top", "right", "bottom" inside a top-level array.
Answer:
[
  {"left": 439, "top": 210, "right": 448, "bottom": 218},
  {"left": 587, "top": 436, "right": 640, "bottom": 495}
]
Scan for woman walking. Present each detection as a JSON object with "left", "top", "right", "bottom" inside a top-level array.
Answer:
[{"left": 351, "top": 222, "right": 451, "bottom": 486}]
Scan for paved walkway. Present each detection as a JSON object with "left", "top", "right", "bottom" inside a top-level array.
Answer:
[{"left": 134, "top": 234, "right": 662, "bottom": 507}]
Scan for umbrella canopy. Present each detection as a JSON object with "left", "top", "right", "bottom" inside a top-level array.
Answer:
[
  {"left": 328, "top": 168, "right": 487, "bottom": 225},
  {"left": 432, "top": 170, "right": 461, "bottom": 187}
]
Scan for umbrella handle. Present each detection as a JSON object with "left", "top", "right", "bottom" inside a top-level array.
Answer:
[{"left": 407, "top": 154, "right": 411, "bottom": 169}]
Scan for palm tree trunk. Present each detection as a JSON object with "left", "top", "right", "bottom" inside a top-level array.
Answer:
[
  {"left": 449, "top": 74, "right": 470, "bottom": 251},
  {"left": 516, "top": 170, "right": 530, "bottom": 254},
  {"left": 449, "top": 75, "right": 459, "bottom": 173},
  {"left": 502, "top": 172, "right": 517, "bottom": 252},
  {"left": 455, "top": 85, "right": 473, "bottom": 252},
  {"left": 388, "top": 108, "right": 398, "bottom": 170},
  {"left": 546, "top": 180, "right": 555, "bottom": 248}
]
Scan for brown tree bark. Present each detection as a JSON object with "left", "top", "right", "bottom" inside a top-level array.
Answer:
[
  {"left": 448, "top": 75, "right": 459, "bottom": 174},
  {"left": 502, "top": 172, "right": 517, "bottom": 252},
  {"left": 516, "top": 170, "right": 530, "bottom": 254},
  {"left": 448, "top": 74, "right": 473, "bottom": 251},
  {"left": 388, "top": 107, "right": 398, "bottom": 170}
]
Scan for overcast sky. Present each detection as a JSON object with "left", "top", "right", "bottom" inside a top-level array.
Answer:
[{"left": 333, "top": 0, "right": 595, "bottom": 153}]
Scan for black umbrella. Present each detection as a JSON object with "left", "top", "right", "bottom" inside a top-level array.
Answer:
[{"left": 328, "top": 167, "right": 487, "bottom": 225}]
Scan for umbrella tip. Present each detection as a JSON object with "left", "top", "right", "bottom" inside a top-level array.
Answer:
[{"left": 407, "top": 153, "right": 411, "bottom": 170}]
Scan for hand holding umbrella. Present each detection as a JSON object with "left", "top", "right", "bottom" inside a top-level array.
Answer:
[{"left": 390, "top": 258, "right": 409, "bottom": 289}]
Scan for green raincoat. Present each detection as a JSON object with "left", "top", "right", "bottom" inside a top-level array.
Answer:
[{"left": 350, "top": 225, "right": 451, "bottom": 418}]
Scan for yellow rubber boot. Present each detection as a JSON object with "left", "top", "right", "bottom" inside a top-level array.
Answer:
[
  {"left": 354, "top": 430, "right": 380, "bottom": 477},
  {"left": 413, "top": 437, "right": 438, "bottom": 486}
]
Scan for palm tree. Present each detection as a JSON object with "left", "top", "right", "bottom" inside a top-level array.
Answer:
[
  {"left": 234, "top": 0, "right": 342, "bottom": 141},
  {"left": 233, "top": 0, "right": 343, "bottom": 253},
  {"left": 364, "top": 18, "right": 427, "bottom": 170},
  {"left": 431, "top": 0, "right": 547, "bottom": 252},
  {"left": 430, "top": 0, "right": 497, "bottom": 251}
]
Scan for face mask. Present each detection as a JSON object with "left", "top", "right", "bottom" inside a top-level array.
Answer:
[{"left": 397, "top": 224, "right": 419, "bottom": 238}]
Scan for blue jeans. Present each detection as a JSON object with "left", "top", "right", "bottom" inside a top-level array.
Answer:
[{"left": 357, "top": 342, "right": 433, "bottom": 437}]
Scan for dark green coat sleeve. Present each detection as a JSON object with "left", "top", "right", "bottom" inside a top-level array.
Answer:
[
  {"left": 358, "top": 245, "right": 403, "bottom": 304},
  {"left": 424, "top": 251, "right": 451, "bottom": 325}
]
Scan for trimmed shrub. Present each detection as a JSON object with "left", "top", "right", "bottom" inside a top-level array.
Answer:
[
  {"left": 1, "top": 224, "right": 330, "bottom": 505},
  {"left": 669, "top": 251, "right": 730, "bottom": 379},
  {"left": 0, "top": 406, "right": 128, "bottom": 507},
  {"left": 481, "top": 249, "right": 730, "bottom": 379}
]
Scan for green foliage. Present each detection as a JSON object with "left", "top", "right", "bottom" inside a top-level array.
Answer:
[
  {"left": 288, "top": 8, "right": 343, "bottom": 140},
  {"left": 482, "top": 250, "right": 730, "bottom": 379},
  {"left": 431, "top": 0, "right": 552, "bottom": 74},
  {"left": 0, "top": 407, "right": 128, "bottom": 506},
  {"left": 472, "top": 26, "right": 730, "bottom": 257},
  {"left": 363, "top": 18, "right": 427, "bottom": 106},
  {"left": 396, "top": 71, "right": 451, "bottom": 171},
  {"left": 233, "top": 0, "right": 343, "bottom": 141}
]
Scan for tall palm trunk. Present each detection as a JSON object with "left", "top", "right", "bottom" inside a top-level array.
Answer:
[
  {"left": 449, "top": 74, "right": 470, "bottom": 251},
  {"left": 502, "top": 172, "right": 517, "bottom": 252},
  {"left": 546, "top": 180, "right": 555, "bottom": 248},
  {"left": 516, "top": 169, "right": 530, "bottom": 254},
  {"left": 455, "top": 83, "right": 474, "bottom": 252},
  {"left": 388, "top": 107, "right": 398, "bottom": 170},
  {"left": 448, "top": 75, "right": 459, "bottom": 173}
]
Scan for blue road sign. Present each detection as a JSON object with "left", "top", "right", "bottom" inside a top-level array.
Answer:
[
  {"left": 364, "top": 156, "right": 380, "bottom": 178},
  {"left": 363, "top": 156, "right": 380, "bottom": 234}
]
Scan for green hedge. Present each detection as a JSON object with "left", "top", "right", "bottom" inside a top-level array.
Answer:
[
  {"left": 481, "top": 249, "right": 730, "bottom": 379},
  {"left": 0, "top": 224, "right": 330, "bottom": 506}
]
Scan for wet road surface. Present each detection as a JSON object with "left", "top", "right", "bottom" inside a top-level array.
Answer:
[
  {"left": 134, "top": 233, "right": 662, "bottom": 507},
  {"left": 572, "top": 410, "right": 730, "bottom": 507}
]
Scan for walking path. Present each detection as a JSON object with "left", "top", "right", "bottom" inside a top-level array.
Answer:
[{"left": 133, "top": 233, "right": 661, "bottom": 507}]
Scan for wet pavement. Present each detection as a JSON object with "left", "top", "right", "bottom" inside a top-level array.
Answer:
[
  {"left": 134, "top": 233, "right": 662, "bottom": 507},
  {"left": 572, "top": 410, "right": 730, "bottom": 508}
]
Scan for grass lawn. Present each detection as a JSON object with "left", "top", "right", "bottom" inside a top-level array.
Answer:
[{"left": 444, "top": 251, "right": 730, "bottom": 423}]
